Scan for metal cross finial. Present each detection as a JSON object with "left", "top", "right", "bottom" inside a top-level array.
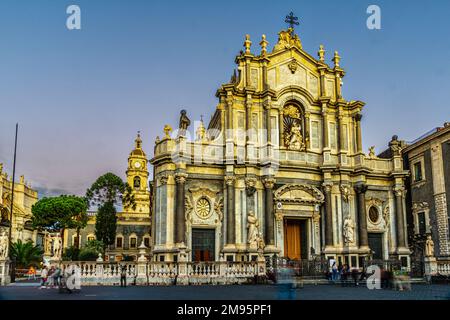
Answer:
[{"left": 285, "top": 11, "right": 299, "bottom": 30}]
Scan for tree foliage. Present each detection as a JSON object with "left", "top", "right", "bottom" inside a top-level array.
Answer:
[
  {"left": 85, "top": 172, "right": 135, "bottom": 210},
  {"left": 94, "top": 202, "right": 117, "bottom": 252},
  {"left": 9, "top": 240, "right": 43, "bottom": 268},
  {"left": 31, "top": 195, "right": 88, "bottom": 233}
]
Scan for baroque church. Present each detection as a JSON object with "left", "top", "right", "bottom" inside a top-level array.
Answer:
[
  {"left": 150, "top": 22, "right": 411, "bottom": 268},
  {"left": 62, "top": 134, "right": 152, "bottom": 262}
]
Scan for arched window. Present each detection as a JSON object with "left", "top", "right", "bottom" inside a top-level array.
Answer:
[
  {"left": 133, "top": 176, "right": 141, "bottom": 189},
  {"left": 129, "top": 235, "right": 137, "bottom": 248}
]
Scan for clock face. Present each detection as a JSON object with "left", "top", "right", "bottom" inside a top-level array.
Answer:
[{"left": 134, "top": 161, "right": 141, "bottom": 168}]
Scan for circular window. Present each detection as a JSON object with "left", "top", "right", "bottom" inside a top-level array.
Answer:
[
  {"left": 196, "top": 197, "right": 211, "bottom": 219},
  {"left": 369, "top": 206, "right": 380, "bottom": 223}
]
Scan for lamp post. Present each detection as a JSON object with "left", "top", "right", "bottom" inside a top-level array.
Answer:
[{"left": 7, "top": 123, "right": 18, "bottom": 282}]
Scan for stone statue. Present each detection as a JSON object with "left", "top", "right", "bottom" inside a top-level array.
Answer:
[
  {"left": 178, "top": 110, "right": 191, "bottom": 135},
  {"left": 247, "top": 211, "right": 259, "bottom": 247},
  {"left": 425, "top": 235, "right": 435, "bottom": 257},
  {"left": 368, "top": 146, "right": 376, "bottom": 158},
  {"left": 52, "top": 236, "right": 62, "bottom": 259},
  {"left": 0, "top": 231, "right": 8, "bottom": 259},
  {"left": 287, "top": 121, "right": 304, "bottom": 150},
  {"left": 343, "top": 216, "right": 355, "bottom": 244}
]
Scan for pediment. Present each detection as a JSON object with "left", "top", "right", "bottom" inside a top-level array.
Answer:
[{"left": 274, "top": 184, "right": 324, "bottom": 204}]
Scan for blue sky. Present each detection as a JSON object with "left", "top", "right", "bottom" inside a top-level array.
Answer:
[{"left": 0, "top": 0, "right": 449, "bottom": 197}]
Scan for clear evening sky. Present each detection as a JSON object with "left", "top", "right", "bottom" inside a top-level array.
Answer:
[{"left": 0, "top": 0, "right": 449, "bottom": 197}]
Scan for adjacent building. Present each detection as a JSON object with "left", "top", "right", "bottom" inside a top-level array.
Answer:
[
  {"left": 403, "top": 123, "right": 450, "bottom": 265},
  {"left": 0, "top": 164, "right": 39, "bottom": 245}
]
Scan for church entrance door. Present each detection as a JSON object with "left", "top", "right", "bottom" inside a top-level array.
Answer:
[
  {"left": 368, "top": 233, "right": 383, "bottom": 260},
  {"left": 191, "top": 228, "right": 215, "bottom": 262},
  {"left": 284, "top": 219, "right": 307, "bottom": 260}
]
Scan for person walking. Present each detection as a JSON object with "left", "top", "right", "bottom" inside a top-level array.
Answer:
[
  {"left": 331, "top": 262, "right": 339, "bottom": 283},
  {"left": 120, "top": 265, "right": 127, "bottom": 287},
  {"left": 39, "top": 266, "right": 48, "bottom": 289}
]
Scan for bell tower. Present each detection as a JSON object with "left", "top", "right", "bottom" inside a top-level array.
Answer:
[{"left": 125, "top": 132, "right": 150, "bottom": 214}]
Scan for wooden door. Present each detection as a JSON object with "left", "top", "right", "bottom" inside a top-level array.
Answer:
[{"left": 284, "top": 220, "right": 301, "bottom": 260}]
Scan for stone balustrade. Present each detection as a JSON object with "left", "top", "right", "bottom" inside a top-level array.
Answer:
[
  {"left": 437, "top": 261, "right": 450, "bottom": 275},
  {"left": 57, "top": 259, "right": 265, "bottom": 286}
]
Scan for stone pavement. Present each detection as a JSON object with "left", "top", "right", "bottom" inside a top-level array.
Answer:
[{"left": 0, "top": 283, "right": 449, "bottom": 300}]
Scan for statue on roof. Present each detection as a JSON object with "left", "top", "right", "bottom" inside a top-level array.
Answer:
[{"left": 178, "top": 109, "right": 191, "bottom": 136}]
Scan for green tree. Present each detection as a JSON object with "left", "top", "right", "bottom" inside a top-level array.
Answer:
[
  {"left": 31, "top": 195, "right": 88, "bottom": 249},
  {"left": 86, "top": 173, "right": 135, "bottom": 253},
  {"left": 9, "top": 240, "right": 43, "bottom": 268}
]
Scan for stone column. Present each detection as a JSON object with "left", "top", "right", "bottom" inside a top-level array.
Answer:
[
  {"left": 354, "top": 113, "right": 363, "bottom": 153},
  {"left": 338, "top": 114, "right": 346, "bottom": 151},
  {"left": 322, "top": 183, "right": 333, "bottom": 247},
  {"left": 225, "top": 176, "right": 236, "bottom": 245},
  {"left": 278, "top": 108, "right": 284, "bottom": 147},
  {"left": 175, "top": 173, "right": 188, "bottom": 245},
  {"left": 263, "top": 178, "right": 276, "bottom": 246},
  {"left": 354, "top": 184, "right": 369, "bottom": 248},
  {"left": 264, "top": 101, "right": 271, "bottom": 144},
  {"left": 322, "top": 105, "right": 329, "bottom": 149},
  {"left": 305, "top": 112, "right": 311, "bottom": 150},
  {"left": 394, "top": 187, "right": 407, "bottom": 248}
]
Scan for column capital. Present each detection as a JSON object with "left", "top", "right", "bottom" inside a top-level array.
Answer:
[
  {"left": 263, "top": 177, "right": 276, "bottom": 189},
  {"left": 354, "top": 113, "right": 363, "bottom": 122},
  {"left": 224, "top": 175, "right": 236, "bottom": 186},
  {"left": 354, "top": 183, "right": 368, "bottom": 194},
  {"left": 158, "top": 173, "right": 172, "bottom": 185},
  {"left": 322, "top": 182, "right": 333, "bottom": 193},
  {"left": 394, "top": 186, "right": 406, "bottom": 198},
  {"left": 175, "top": 173, "right": 188, "bottom": 184}
]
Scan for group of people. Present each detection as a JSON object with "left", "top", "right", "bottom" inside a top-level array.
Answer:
[
  {"left": 329, "top": 262, "right": 366, "bottom": 286},
  {"left": 39, "top": 265, "right": 62, "bottom": 289}
]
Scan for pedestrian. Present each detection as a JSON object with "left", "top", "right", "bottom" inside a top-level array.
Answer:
[
  {"left": 52, "top": 266, "right": 62, "bottom": 288},
  {"left": 331, "top": 261, "right": 339, "bottom": 283},
  {"left": 39, "top": 266, "right": 48, "bottom": 289},
  {"left": 47, "top": 266, "right": 55, "bottom": 288},
  {"left": 340, "top": 264, "right": 348, "bottom": 287},
  {"left": 120, "top": 265, "right": 127, "bottom": 287},
  {"left": 351, "top": 267, "right": 359, "bottom": 286}
]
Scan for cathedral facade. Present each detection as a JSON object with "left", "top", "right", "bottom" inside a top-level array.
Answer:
[{"left": 150, "top": 25, "right": 411, "bottom": 268}]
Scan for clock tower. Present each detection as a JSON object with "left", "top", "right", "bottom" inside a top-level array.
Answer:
[{"left": 125, "top": 132, "right": 150, "bottom": 213}]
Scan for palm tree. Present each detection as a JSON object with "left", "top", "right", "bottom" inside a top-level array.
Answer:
[{"left": 9, "top": 239, "right": 43, "bottom": 268}]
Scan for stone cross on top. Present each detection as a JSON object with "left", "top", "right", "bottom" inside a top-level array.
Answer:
[{"left": 285, "top": 12, "right": 299, "bottom": 31}]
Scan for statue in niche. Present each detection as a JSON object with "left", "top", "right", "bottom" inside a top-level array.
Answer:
[
  {"left": 425, "top": 235, "right": 435, "bottom": 257},
  {"left": 343, "top": 216, "right": 355, "bottom": 244},
  {"left": 247, "top": 211, "right": 260, "bottom": 248},
  {"left": 283, "top": 104, "right": 306, "bottom": 151},
  {"left": 287, "top": 121, "right": 305, "bottom": 150},
  {"left": 178, "top": 109, "right": 191, "bottom": 136}
]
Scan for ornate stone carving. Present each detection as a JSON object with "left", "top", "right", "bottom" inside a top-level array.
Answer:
[
  {"left": 288, "top": 59, "right": 298, "bottom": 74},
  {"left": 247, "top": 211, "right": 260, "bottom": 248},
  {"left": 175, "top": 173, "right": 188, "bottom": 184},
  {"left": 245, "top": 177, "right": 257, "bottom": 196},
  {"left": 224, "top": 175, "right": 236, "bottom": 186},
  {"left": 340, "top": 184, "right": 351, "bottom": 202},
  {"left": 0, "top": 231, "right": 9, "bottom": 259},
  {"left": 273, "top": 28, "right": 302, "bottom": 52},
  {"left": 178, "top": 109, "right": 191, "bottom": 135},
  {"left": 368, "top": 146, "right": 376, "bottom": 158},
  {"left": 383, "top": 205, "right": 390, "bottom": 227},
  {"left": 275, "top": 184, "right": 325, "bottom": 204},
  {"left": 343, "top": 216, "right": 355, "bottom": 244},
  {"left": 263, "top": 178, "right": 276, "bottom": 189},
  {"left": 425, "top": 235, "right": 435, "bottom": 257},
  {"left": 185, "top": 186, "right": 223, "bottom": 224},
  {"left": 158, "top": 173, "right": 170, "bottom": 185}
]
